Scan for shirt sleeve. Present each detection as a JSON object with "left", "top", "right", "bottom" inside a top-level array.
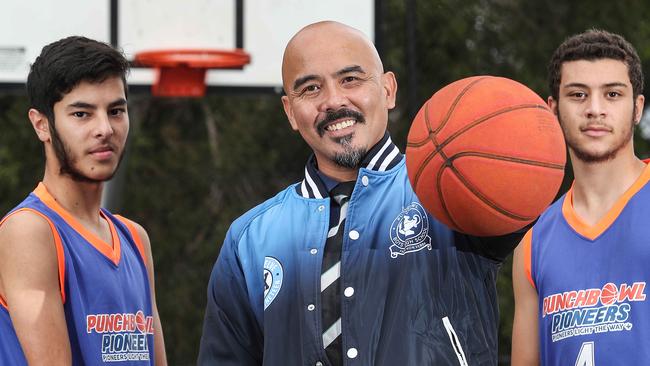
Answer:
[{"left": 197, "top": 229, "right": 263, "bottom": 366}]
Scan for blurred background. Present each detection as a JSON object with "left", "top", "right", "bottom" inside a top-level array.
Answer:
[{"left": 3, "top": 1, "right": 650, "bottom": 364}]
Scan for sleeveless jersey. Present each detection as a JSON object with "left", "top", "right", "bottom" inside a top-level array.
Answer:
[
  {"left": 523, "top": 164, "right": 650, "bottom": 365},
  {"left": 0, "top": 183, "right": 155, "bottom": 365}
]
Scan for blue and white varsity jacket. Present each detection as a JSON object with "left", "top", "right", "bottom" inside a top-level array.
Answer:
[{"left": 198, "top": 133, "right": 519, "bottom": 366}]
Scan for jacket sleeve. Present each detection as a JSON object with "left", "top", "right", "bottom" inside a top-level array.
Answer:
[
  {"left": 454, "top": 225, "right": 530, "bottom": 263},
  {"left": 197, "top": 230, "right": 263, "bottom": 366}
]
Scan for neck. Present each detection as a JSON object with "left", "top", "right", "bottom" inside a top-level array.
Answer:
[
  {"left": 570, "top": 148, "right": 645, "bottom": 225},
  {"left": 42, "top": 169, "right": 105, "bottom": 225},
  {"left": 315, "top": 159, "right": 359, "bottom": 182}
]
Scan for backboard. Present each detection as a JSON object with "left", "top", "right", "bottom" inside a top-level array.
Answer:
[{"left": 0, "top": 0, "right": 376, "bottom": 94}]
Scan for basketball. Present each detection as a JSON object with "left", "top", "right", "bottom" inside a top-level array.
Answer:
[{"left": 406, "top": 76, "right": 566, "bottom": 236}]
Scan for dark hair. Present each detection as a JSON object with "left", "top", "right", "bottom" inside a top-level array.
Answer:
[
  {"left": 26, "top": 36, "right": 129, "bottom": 124},
  {"left": 548, "top": 29, "right": 643, "bottom": 100}
]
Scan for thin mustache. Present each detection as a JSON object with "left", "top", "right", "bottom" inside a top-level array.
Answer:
[
  {"left": 580, "top": 122, "right": 612, "bottom": 131},
  {"left": 88, "top": 143, "right": 117, "bottom": 153}
]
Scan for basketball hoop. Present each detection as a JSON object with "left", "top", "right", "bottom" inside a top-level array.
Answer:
[{"left": 134, "top": 49, "right": 251, "bottom": 97}]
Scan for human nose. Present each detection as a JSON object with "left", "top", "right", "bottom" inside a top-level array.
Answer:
[
  {"left": 94, "top": 113, "right": 114, "bottom": 138},
  {"left": 319, "top": 81, "right": 349, "bottom": 112},
  {"left": 585, "top": 95, "right": 606, "bottom": 119}
]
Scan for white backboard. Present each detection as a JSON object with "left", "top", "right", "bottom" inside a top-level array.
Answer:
[{"left": 0, "top": 0, "right": 375, "bottom": 92}]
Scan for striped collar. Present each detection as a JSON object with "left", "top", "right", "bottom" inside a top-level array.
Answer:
[{"left": 296, "top": 132, "right": 403, "bottom": 199}]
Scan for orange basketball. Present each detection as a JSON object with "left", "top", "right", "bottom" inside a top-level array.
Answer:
[{"left": 406, "top": 76, "right": 566, "bottom": 236}]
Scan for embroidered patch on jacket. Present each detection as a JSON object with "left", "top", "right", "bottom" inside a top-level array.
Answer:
[
  {"left": 264, "top": 256, "right": 284, "bottom": 310},
  {"left": 389, "top": 202, "right": 432, "bottom": 258}
]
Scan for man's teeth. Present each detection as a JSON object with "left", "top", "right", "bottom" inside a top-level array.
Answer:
[{"left": 326, "top": 120, "right": 355, "bottom": 131}]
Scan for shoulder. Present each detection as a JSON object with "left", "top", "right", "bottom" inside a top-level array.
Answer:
[
  {"left": 0, "top": 209, "right": 60, "bottom": 279},
  {"left": 0, "top": 208, "right": 57, "bottom": 252}
]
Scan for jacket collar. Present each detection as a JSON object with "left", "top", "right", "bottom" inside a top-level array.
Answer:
[{"left": 296, "top": 132, "right": 403, "bottom": 199}]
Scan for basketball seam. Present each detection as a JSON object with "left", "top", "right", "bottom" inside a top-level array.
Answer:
[
  {"left": 412, "top": 101, "right": 440, "bottom": 188},
  {"left": 445, "top": 162, "right": 537, "bottom": 222},
  {"left": 409, "top": 77, "right": 488, "bottom": 147},
  {"left": 433, "top": 151, "right": 562, "bottom": 231},
  {"left": 436, "top": 156, "right": 462, "bottom": 231},
  {"left": 407, "top": 103, "right": 551, "bottom": 149},
  {"left": 450, "top": 151, "right": 565, "bottom": 170},
  {"left": 410, "top": 104, "right": 552, "bottom": 187},
  {"left": 410, "top": 77, "right": 490, "bottom": 190},
  {"left": 447, "top": 151, "right": 553, "bottom": 221},
  {"left": 434, "top": 77, "right": 487, "bottom": 135},
  {"left": 447, "top": 150, "right": 563, "bottom": 221},
  {"left": 439, "top": 104, "right": 552, "bottom": 149}
]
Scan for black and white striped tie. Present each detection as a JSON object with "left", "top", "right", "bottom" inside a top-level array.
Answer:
[{"left": 321, "top": 182, "right": 354, "bottom": 365}]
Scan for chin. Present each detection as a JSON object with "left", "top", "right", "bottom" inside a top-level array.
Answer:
[{"left": 67, "top": 168, "right": 117, "bottom": 183}]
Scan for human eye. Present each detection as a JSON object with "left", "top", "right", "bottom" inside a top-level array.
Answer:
[
  {"left": 300, "top": 84, "right": 320, "bottom": 96},
  {"left": 568, "top": 91, "right": 587, "bottom": 100},
  {"left": 606, "top": 91, "right": 621, "bottom": 98},
  {"left": 72, "top": 111, "right": 89, "bottom": 118},
  {"left": 341, "top": 74, "right": 365, "bottom": 87},
  {"left": 110, "top": 107, "right": 127, "bottom": 117}
]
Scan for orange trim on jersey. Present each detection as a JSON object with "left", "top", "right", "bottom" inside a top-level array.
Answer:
[
  {"left": 113, "top": 215, "right": 148, "bottom": 267},
  {"left": 33, "top": 183, "right": 121, "bottom": 266},
  {"left": 0, "top": 207, "right": 67, "bottom": 307},
  {"left": 521, "top": 228, "right": 535, "bottom": 290},
  {"left": 562, "top": 163, "right": 650, "bottom": 241}
]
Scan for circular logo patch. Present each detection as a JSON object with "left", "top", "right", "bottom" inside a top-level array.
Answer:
[
  {"left": 389, "top": 202, "right": 432, "bottom": 258},
  {"left": 264, "top": 256, "right": 283, "bottom": 310}
]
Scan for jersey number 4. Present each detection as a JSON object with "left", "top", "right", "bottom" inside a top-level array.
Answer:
[{"left": 575, "top": 342, "right": 594, "bottom": 366}]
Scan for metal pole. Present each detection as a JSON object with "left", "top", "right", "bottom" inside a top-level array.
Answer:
[
  {"left": 101, "top": 95, "right": 145, "bottom": 211},
  {"left": 406, "top": 0, "right": 419, "bottom": 120}
]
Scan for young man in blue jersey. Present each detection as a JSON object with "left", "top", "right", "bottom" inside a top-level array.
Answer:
[
  {"left": 512, "top": 30, "right": 648, "bottom": 365},
  {"left": 198, "top": 21, "right": 522, "bottom": 366},
  {"left": 0, "top": 37, "right": 167, "bottom": 365}
]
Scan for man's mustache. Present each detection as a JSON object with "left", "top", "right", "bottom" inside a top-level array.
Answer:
[{"left": 317, "top": 108, "right": 366, "bottom": 137}]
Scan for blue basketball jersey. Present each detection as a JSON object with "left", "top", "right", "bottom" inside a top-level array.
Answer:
[
  {"left": 524, "top": 164, "right": 650, "bottom": 365},
  {"left": 0, "top": 183, "right": 155, "bottom": 365}
]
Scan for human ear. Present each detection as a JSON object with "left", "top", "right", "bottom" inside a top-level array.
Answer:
[
  {"left": 382, "top": 71, "right": 398, "bottom": 110},
  {"left": 28, "top": 108, "right": 51, "bottom": 142},
  {"left": 281, "top": 95, "right": 299, "bottom": 131}
]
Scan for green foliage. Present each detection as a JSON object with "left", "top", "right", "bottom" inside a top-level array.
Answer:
[{"left": 0, "top": 94, "right": 43, "bottom": 214}]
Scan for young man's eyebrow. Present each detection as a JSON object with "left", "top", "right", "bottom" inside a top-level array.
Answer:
[
  {"left": 563, "top": 82, "right": 629, "bottom": 89},
  {"left": 65, "top": 98, "right": 127, "bottom": 110},
  {"left": 66, "top": 101, "right": 96, "bottom": 109},
  {"left": 108, "top": 98, "right": 128, "bottom": 108}
]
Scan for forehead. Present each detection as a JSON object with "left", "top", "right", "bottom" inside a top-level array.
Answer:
[
  {"left": 57, "top": 77, "right": 126, "bottom": 105},
  {"left": 283, "top": 31, "right": 378, "bottom": 82},
  {"left": 560, "top": 59, "right": 631, "bottom": 87}
]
